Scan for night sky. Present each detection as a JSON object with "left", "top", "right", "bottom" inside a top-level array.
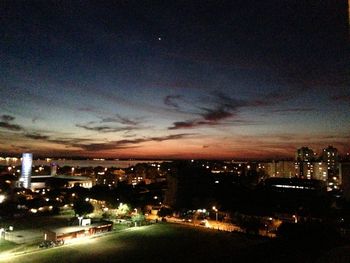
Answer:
[{"left": 1, "top": 0, "right": 349, "bottom": 159}]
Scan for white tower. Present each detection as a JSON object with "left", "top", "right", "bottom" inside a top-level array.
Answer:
[{"left": 20, "top": 153, "right": 32, "bottom": 189}]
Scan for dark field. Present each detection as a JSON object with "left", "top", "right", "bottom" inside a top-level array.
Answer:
[{"left": 0, "top": 223, "right": 349, "bottom": 263}]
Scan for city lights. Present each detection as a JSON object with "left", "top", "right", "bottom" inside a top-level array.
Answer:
[{"left": 0, "top": 1, "right": 348, "bottom": 262}]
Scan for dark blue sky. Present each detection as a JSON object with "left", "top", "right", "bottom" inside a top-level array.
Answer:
[{"left": 1, "top": 0, "right": 349, "bottom": 159}]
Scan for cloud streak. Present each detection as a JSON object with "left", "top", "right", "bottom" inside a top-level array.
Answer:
[
  {"left": 100, "top": 114, "right": 141, "bottom": 126},
  {"left": 76, "top": 124, "right": 138, "bottom": 133},
  {"left": 1, "top": 115, "right": 15, "bottom": 122},
  {"left": 0, "top": 115, "right": 23, "bottom": 131},
  {"left": 164, "top": 95, "right": 183, "bottom": 108},
  {"left": 168, "top": 92, "right": 268, "bottom": 129},
  {"left": 24, "top": 133, "right": 50, "bottom": 140},
  {"left": 76, "top": 133, "right": 196, "bottom": 151},
  {"left": 271, "top": 107, "right": 316, "bottom": 113},
  {"left": 0, "top": 122, "right": 22, "bottom": 131}
]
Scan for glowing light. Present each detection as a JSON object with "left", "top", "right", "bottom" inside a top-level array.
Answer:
[
  {"left": 292, "top": 215, "right": 298, "bottom": 223},
  {"left": 20, "top": 153, "right": 32, "bottom": 189},
  {"left": 0, "top": 195, "right": 5, "bottom": 203}
]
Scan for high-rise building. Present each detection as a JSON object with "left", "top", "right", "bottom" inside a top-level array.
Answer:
[
  {"left": 313, "top": 162, "right": 328, "bottom": 181},
  {"left": 296, "top": 147, "right": 315, "bottom": 162},
  {"left": 322, "top": 145, "right": 340, "bottom": 187},
  {"left": 50, "top": 163, "right": 57, "bottom": 176},
  {"left": 295, "top": 147, "right": 315, "bottom": 178},
  {"left": 19, "top": 153, "right": 32, "bottom": 189},
  {"left": 322, "top": 146, "right": 339, "bottom": 169}
]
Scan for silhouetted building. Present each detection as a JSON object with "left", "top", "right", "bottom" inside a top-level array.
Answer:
[
  {"left": 341, "top": 162, "right": 350, "bottom": 200},
  {"left": 296, "top": 147, "right": 315, "bottom": 162},
  {"left": 164, "top": 161, "right": 213, "bottom": 209}
]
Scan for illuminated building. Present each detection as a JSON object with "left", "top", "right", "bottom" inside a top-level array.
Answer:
[
  {"left": 264, "top": 178, "right": 327, "bottom": 194},
  {"left": 322, "top": 146, "right": 340, "bottom": 187},
  {"left": 313, "top": 162, "right": 328, "bottom": 181},
  {"left": 322, "top": 145, "right": 339, "bottom": 170},
  {"left": 43, "top": 221, "right": 113, "bottom": 243},
  {"left": 260, "top": 161, "right": 297, "bottom": 178},
  {"left": 31, "top": 175, "right": 93, "bottom": 191},
  {"left": 19, "top": 153, "right": 32, "bottom": 189},
  {"left": 295, "top": 147, "right": 316, "bottom": 179},
  {"left": 296, "top": 147, "right": 315, "bottom": 162},
  {"left": 51, "top": 163, "right": 57, "bottom": 176}
]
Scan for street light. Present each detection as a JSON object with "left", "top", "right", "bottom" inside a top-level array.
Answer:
[
  {"left": 212, "top": 206, "right": 218, "bottom": 221},
  {"left": 0, "top": 195, "right": 5, "bottom": 204}
]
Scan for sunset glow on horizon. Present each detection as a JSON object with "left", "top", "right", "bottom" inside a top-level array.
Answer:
[{"left": 1, "top": 1, "right": 349, "bottom": 159}]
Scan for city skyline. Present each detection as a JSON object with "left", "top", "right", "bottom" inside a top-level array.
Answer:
[{"left": 1, "top": 1, "right": 350, "bottom": 159}]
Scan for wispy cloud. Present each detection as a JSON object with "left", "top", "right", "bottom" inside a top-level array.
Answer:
[
  {"left": 76, "top": 123, "right": 140, "bottom": 133},
  {"left": 24, "top": 133, "right": 50, "bottom": 140},
  {"left": 169, "top": 121, "right": 199, "bottom": 130},
  {"left": 168, "top": 92, "right": 267, "bottom": 129},
  {"left": 21, "top": 131, "right": 94, "bottom": 147},
  {"left": 200, "top": 107, "right": 235, "bottom": 121},
  {"left": 0, "top": 122, "right": 22, "bottom": 131},
  {"left": 1, "top": 115, "right": 15, "bottom": 122},
  {"left": 76, "top": 113, "right": 146, "bottom": 133},
  {"left": 271, "top": 107, "right": 315, "bottom": 113},
  {"left": 0, "top": 114, "right": 23, "bottom": 131},
  {"left": 100, "top": 114, "right": 141, "bottom": 126},
  {"left": 78, "top": 107, "right": 96, "bottom": 112},
  {"left": 164, "top": 95, "right": 182, "bottom": 108},
  {"left": 76, "top": 133, "right": 195, "bottom": 151}
]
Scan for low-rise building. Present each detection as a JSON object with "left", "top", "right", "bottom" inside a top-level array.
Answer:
[{"left": 43, "top": 221, "right": 113, "bottom": 243}]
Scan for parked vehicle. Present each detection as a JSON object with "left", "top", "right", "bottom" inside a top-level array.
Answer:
[{"left": 39, "top": 239, "right": 64, "bottom": 249}]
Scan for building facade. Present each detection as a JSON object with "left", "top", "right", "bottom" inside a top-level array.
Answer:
[{"left": 19, "top": 153, "right": 32, "bottom": 189}]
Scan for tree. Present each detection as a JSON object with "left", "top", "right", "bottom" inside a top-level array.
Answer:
[
  {"left": 158, "top": 207, "right": 172, "bottom": 218},
  {"left": 236, "top": 215, "right": 262, "bottom": 235},
  {"left": 131, "top": 213, "right": 146, "bottom": 226},
  {"left": 73, "top": 199, "right": 94, "bottom": 216},
  {"left": 116, "top": 203, "right": 130, "bottom": 217}
]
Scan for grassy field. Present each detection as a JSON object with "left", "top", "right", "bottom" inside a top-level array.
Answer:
[
  {"left": 0, "top": 241, "right": 17, "bottom": 254},
  {"left": 0, "top": 223, "right": 344, "bottom": 263}
]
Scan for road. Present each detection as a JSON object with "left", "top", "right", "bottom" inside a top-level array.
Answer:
[{"left": 165, "top": 217, "right": 242, "bottom": 232}]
